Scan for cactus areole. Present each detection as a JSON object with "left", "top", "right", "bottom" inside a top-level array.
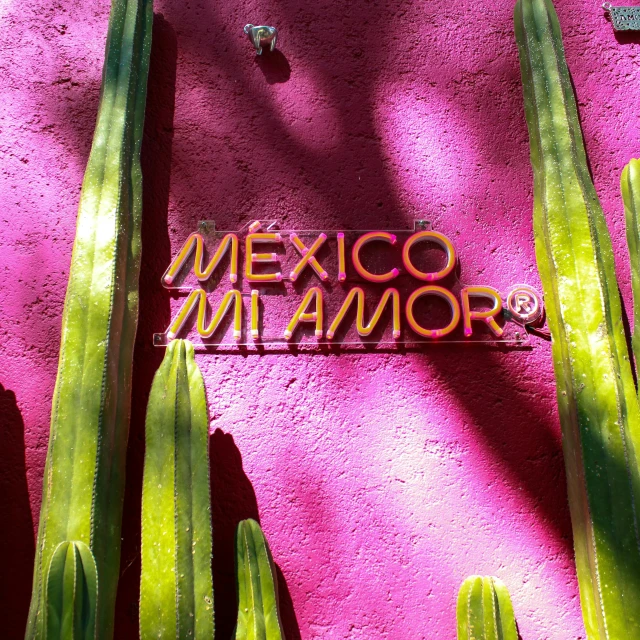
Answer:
[{"left": 156, "top": 220, "right": 544, "bottom": 349}]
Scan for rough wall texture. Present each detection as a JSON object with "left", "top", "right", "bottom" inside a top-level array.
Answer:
[{"left": 1, "top": 0, "right": 639, "bottom": 637}]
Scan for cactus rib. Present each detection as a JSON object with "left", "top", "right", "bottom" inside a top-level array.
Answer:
[
  {"left": 235, "top": 519, "right": 285, "bottom": 640},
  {"left": 622, "top": 159, "right": 640, "bottom": 369},
  {"left": 456, "top": 576, "right": 517, "bottom": 640},
  {"left": 25, "top": 0, "right": 153, "bottom": 637},
  {"left": 514, "top": 0, "right": 640, "bottom": 636},
  {"left": 140, "top": 340, "right": 214, "bottom": 639},
  {"left": 45, "top": 541, "right": 98, "bottom": 640}
]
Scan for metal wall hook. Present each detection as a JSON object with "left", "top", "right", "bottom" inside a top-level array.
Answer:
[{"left": 244, "top": 24, "right": 278, "bottom": 55}]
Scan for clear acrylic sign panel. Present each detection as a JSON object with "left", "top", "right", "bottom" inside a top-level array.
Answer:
[{"left": 154, "top": 221, "right": 536, "bottom": 351}]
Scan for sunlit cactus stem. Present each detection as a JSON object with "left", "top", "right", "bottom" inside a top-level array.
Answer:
[
  {"left": 456, "top": 576, "right": 517, "bottom": 640},
  {"left": 45, "top": 541, "right": 98, "bottom": 640},
  {"left": 139, "top": 339, "right": 214, "bottom": 639},
  {"left": 235, "top": 518, "right": 285, "bottom": 640},
  {"left": 622, "top": 158, "right": 640, "bottom": 367},
  {"left": 25, "top": 0, "right": 153, "bottom": 636},
  {"left": 515, "top": 0, "right": 640, "bottom": 636}
]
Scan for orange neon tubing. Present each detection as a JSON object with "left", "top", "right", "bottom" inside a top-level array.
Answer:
[
  {"left": 402, "top": 231, "right": 456, "bottom": 282},
  {"left": 289, "top": 233, "right": 329, "bottom": 281},
  {"left": 351, "top": 232, "right": 400, "bottom": 283},
  {"left": 284, "top": 287, "right": 324, "bottom": 340},
  {"left": 327, "top": 287, "right": 401, "bottom": 339},
  {"left": 461, "top": 286, "right": 504, "bottom": 337},
  {"left": 251, "top": 289, "right": 260, "bottom": 340},
  {"left": 166, "top": 289, "right": 243, "bottom": 341},
  {"left": 337, "top": 232, "right": 347, "bottom": 282},
  {"left": 163, "top": 232, "right": 238, "bottom": 285},
  {"left": 405, "top": 285, "right": 460, "bottom": 338},
  {"left": 245, "top": 232, "right": 283, "bottom": 282}
]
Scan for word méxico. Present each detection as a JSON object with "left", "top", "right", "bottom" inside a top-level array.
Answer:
[{"left": 160, "top": 222, "right": 539, "bottom": 346}]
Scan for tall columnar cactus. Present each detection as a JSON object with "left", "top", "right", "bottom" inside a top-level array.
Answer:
[
  {"left": 235, "top": 519, "right": 285, "bottom": 640},
  {"left": 26, "top": 0, "right": 153, "bottom": 636},
  {"left": 140, "top": 340, "right": 214, "bottom": 639},
  {"left": 456, "top": 576, "right": 517, "bottom": 640},
  {"left": 515, "top": 0, "right": 640, "bottom": 636},
  {"left": 45, "top": 541, "right": 98, "bottom": 640},
  {"left": 622, "top": 159, "right": 640, "bottom": 367}
]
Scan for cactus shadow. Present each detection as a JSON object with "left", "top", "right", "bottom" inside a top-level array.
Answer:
[
  {"left": 210, "top": 428, "right": 260, "bottom": 635},
  {"left": 210, "top": 428, "right": 302, "bottom": 639},
  {"left": 113, "top": 12, "right": 178, "bottom": 639},
  {"left": 619, "top": 286, "right": 638, "bottom": 388},
  {"left": 275, "top": 564, "right": 302, "bottom": 640},
  {"left": 568, "top": 71, "right": 597, "bottom": 184},
  {"left": 0, "top": 384, "right": 35, "bottom": 637}
]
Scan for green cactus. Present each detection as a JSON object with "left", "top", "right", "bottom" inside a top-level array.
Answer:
[
  {"left": 139, "top": 339, "right": 214, "bottom": 639},
  {"left": 456, "top": 576, "right": 517, "bottom": 640},
  {"left": 25, "top": 0, "right": 153, "bottom": 636},
  {"left": 234, "top": 519, "right": 285, "bottom": 640},
  {"left": 622, "top": 159, "right": 640, "bottom": 367},
  {"left": 45, "top": 541, "right": 98, "bottom": 640},
  {"left": 515, "top": 0, "right": 640, "bottom": 636}
]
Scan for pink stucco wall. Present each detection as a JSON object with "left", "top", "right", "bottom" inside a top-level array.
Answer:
[{"left": 2, "top": 0, "right": 640, "bottom": 637}]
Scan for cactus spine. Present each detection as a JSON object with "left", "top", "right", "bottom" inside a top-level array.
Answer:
[
  {"left": 235, "top": 519, "right": 285, "bottom": 640},
  {"left": 515, "top": 0, "right": 640, "bottom": 636},
  {"left": 622, "top": 159, "right": 640, "bottom": 367},
  {"left": 45, "top": 541, "right": 98, "bottom": 640},
  {"left": 456, "top": 576, "right": 517, "bottom": 640},
  {"left": 25, "top": 0, "right": 153, "bottom": 636},
  {"left": 140, "top": 339, "right": 214, "bottom": 639}
]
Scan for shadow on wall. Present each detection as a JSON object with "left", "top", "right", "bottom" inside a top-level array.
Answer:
[
  {"left": 83, "top": 0, "right": 593, "bottom": 635},
  {"left": 158, "top": 0, "right": 576, "bottom": 580},
  {"left": 254, "top": 49, "right": 292, "bottom": 84},
  {"left": 615, "top": 31, "right": 640, "bottom": 45},
  {"left": 129, "top": 3, "right": 576, "bottom": 635},
  {"left": 211, "top": 428, "right": 301, "bottom": 640},
  {"left": 18, "top": 0, "right": 576, "bottom": 593},
  {"left": 424, "top": 347, "right": 572, "bottom": 550},
  {"left": 0, "top": 384, "right": 35, "bottom": 635}
]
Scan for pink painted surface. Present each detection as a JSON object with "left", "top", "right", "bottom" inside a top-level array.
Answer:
[{"left": 1, "top": 0, "right": 639, "bottom": 637}]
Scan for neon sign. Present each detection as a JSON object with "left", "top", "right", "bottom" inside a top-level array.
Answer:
[{"left": 154, "top": 221, "right": 542, "bottom": 351}]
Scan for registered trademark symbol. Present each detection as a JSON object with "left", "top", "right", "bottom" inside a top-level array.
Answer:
[{"left": 506, "top": 285, "right": 543, "bottom": 324}]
